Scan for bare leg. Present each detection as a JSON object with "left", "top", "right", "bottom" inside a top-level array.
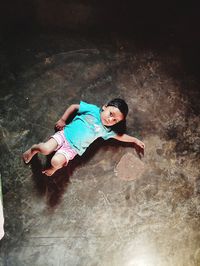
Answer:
[
  {"left": 23, "top": 138, "right": 58, "bottom": 164},
  {"left": 42, "top": 153, "right": 67, "bottom": 176}
]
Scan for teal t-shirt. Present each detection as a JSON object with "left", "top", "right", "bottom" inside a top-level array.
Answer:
[{"left": 64, "top": 101, "right": 116, "bottom": 155}]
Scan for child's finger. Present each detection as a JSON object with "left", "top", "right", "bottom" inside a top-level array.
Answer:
[{"left": 141, "top": 142, "right": 145, "bottom": 149}]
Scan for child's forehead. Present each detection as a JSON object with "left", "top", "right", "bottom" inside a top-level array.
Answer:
[
  {"left": 107, "top": 105, "right": 117, "bottom": 110},
  {"left": 107, "top": 106, "right": 123, "bottom": 115}
]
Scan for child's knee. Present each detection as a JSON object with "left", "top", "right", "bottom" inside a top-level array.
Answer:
[
  {"left": 38, "top": 142, "right": 52, "bottom": 155},
  {"left": 51, "top": 154, "right": 66, "bottom": 168}
]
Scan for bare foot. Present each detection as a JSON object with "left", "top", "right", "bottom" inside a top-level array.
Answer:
[
  {"left": 42, "top": 167, "right": 57, "bottom": 176},
  {"left": 23, "top": 149, "right": 34, "bottom": 164}
]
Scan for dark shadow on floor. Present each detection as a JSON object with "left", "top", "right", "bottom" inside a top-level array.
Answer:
[{"left": 30, "top": 154, "right": 71, "bottom": 209}]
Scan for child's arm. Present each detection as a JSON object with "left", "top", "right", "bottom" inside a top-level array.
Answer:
[
  {"left": 112, "top": 134, "right": 145, "bottom": 149},
  {"left": 55, "top": 104, "right": 80, "bottom": 130}
]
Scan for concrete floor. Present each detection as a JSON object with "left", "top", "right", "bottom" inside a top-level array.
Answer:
[{"left": 0, "top": 32, "right": 200, "bottom": 266}]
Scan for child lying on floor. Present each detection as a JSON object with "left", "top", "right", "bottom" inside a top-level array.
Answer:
[{"left": 23, "top": 98, "right": 145, "bottom": 176}]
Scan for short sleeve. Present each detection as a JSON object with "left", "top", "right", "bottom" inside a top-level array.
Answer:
[
  {"left": 78, "top": 101, "right": 98, "bottom": 114},
  {"left": 102, "top": 130, "right": 117, "bottom": 140}
]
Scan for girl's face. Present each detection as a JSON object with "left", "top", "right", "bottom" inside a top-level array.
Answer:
[{"left": 100, "top": 105, "right": 124, "bottom": 126}]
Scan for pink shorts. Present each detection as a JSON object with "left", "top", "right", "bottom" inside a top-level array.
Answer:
[{"left": 51, "top": 130, "right": 77, "bottom": 164}]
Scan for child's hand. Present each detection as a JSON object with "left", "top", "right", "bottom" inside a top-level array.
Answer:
[
  {"left": 134, "top": 139, "right": 145, "bottom": 158},
  {"left": 134, "top": 139, "right": 145, "bottom": 150},
  {"left": 55, "top": 119, "right": 66, "bottom": 130}
]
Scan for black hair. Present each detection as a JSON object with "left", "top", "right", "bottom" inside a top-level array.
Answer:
[
  {"left": 106, "top": 98, "right": 128, "bottom": 135},
  {"left": 107, "top": 98, "right": 129, "bottom": 118}
]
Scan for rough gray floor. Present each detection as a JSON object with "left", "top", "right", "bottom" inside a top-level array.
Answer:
[{"left": 0, "top": 33, "right": 200, "bottom": 266}]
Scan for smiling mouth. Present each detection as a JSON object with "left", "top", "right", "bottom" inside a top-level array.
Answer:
[{"left": 106, "top": 119, "right": 111, "bottom": 125}]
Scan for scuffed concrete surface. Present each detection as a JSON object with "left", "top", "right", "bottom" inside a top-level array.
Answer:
[{"left": 0, "top": 33, "right": 200, "bottom": 266}]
